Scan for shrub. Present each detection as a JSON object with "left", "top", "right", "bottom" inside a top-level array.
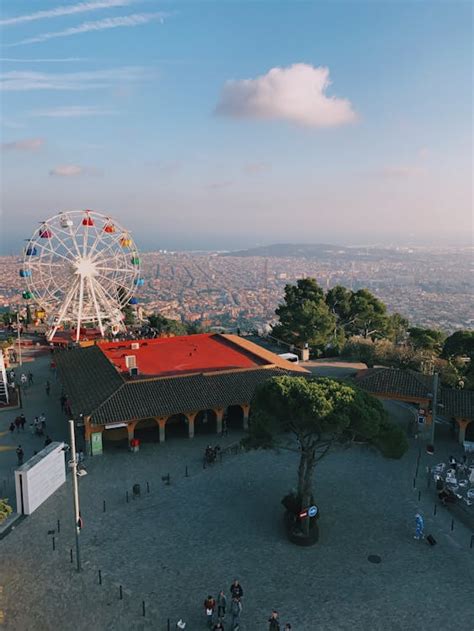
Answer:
[
  {"left": 0, "top": 498, "right": 13, "bottom": 524},
  {"left": 373, "top": 422, "right": 408, "bottom": 459}
]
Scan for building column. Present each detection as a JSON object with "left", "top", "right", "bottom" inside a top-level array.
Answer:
[
  {"left": 456, "top": 418, "right": 471, "bottom": 444},
  {"left": 186, "top": 412, "right": 197, "bottom": 438},
  {"left": 242, "top": 404, "right": 250, "bottom": 431},
  {"left": 156, "top": 417, "right": 167, "bottom": 443},
  {"left": 215, "top": 408, "right": 224, "bottom": 435},
  {"left": 127, "top": 421, "right": 137, "bottom": 444}
]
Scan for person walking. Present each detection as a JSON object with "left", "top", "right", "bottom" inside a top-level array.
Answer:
[
  {"left": 268, "top": 611, "right": 280, "bottom": 631},
  {"left": 284, "top": 624, "right": 292, "bottom": 631},
  {"left": 213, "top": 621, "right": 225, "bottom": 630},
  {"left": 217, "top": 590, "right": 227, "bottom": 619},
  {"left": 28, "top": 372, "right": 34, "bottom": 385},
  {"left": 414, "top": 512, "right": 425, "bottom": 540},
  {"left": 45, "top": 381, "right": 51, "bottom": 396},
  {"left": 9, "top": 421, "right": 15, "bottom": 434},
  {"left": 14, "top": 416, "right": 21, "bottom": 433},
  {"left": 230, "top": 598, "right": 242, "bottom": 630},
  {"left": 39, "top": 413, "right": 46, "bottom": 433},
  {"left": 204, "top": 595, "right": 216, "bottom": 629},
  {"left": 19, "top": 415, "right": 26, "bottom": 432},
  {"left": 230, "top": 579, "right": 243, "bottom": 601},
  {"left": 20, "top": 373, "right": 27, "bottom": 388},
  {"left": 16, "top": 445, "right": 24, "bottom": 466}
]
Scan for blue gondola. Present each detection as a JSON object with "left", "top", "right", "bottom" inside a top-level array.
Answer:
[
  {"left": 129, "top": 297, "right": 139, "bottom": 305},
  {"left": 20, "top": 269, "right": 32, "bottom": 278},
  {"left": 134, "top": 278, "right": 144, "bottom": 287},
  {"left": 26, "top": 246, "right": 37, "bottom": 256}
]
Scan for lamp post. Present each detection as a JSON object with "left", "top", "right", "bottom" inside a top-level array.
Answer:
[
  {"left": 16, "top": 307, "right": 22, "bottom": 367},
  {"left": 427, "top": 372, "right": 439, "bottom": 454},
  {"left": 69, "top": 419, "right": 82, "bottom": 571}
]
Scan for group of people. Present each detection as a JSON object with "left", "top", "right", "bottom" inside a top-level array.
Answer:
[{"left": 195, "top": 580, "right": 292, "bottom": 630}]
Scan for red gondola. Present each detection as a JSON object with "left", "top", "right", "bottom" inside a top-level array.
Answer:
[{"left": 82, "top": 213, "right": 94, "bottom": 226}]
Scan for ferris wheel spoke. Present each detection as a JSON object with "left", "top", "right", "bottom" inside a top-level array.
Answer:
[
  {"left": 90, "top": 230, "right": 126, "bottom": 264},
  {"left": 88, "top": 277, "right": 105, "bottom": 336},
  {"left": 47, "top": 278, "right": 80, "bottom": 341},
  {"left": 47, "top": 229, "right": 78, "bottom": 260},
  {"left": 33, "top": 242, "right": 74, "bottom": 263},
  {"left": 95, "top": 266, "right": 136, "bottom": 273},
  {"left": 75, "top": 276, "right": 86, "bottom": 343}
]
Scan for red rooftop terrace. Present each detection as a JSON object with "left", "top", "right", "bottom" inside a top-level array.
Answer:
[{"left": 98, "top": 333, "right": 301, "bottom": 378}]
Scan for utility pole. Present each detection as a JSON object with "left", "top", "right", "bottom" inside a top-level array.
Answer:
[
  {"left": 16, "top": 307, "right": 22, "bottom": 367},
  {"left": 69, "top": 419, "right": 82, "bottom": 571},
  {"left": 427, "top": 372, "right": 439, "bottom": 454}
]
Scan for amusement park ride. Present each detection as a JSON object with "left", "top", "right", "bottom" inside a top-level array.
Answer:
[{"left": 19, "top": 210, "right": 143, "bottom": 343}]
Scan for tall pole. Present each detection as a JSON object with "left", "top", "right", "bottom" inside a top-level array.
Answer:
[
  {"left": 16, "top": 307, "right": 22, "bottom": 367},
  {"left": 429, "top": 372, "right": 439, "bottom": 452},
  {"left": 69, "top": 419, "right": 81, "bottom": 572}
]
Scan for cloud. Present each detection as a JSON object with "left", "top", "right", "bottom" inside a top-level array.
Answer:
[
  {"left": 49, "top": 164, "right": 103, "bottom": 177},
  {"left": 2, "top": 137, "right": 44, "bottom": 151},
  {"left": 1, "top": 66, "right": 148, "bottom": 91},
  {"left": 243, "top": 161, "right": 271, "bottom": 175},
  {"left": 0, "top": 1, "right": 136, "bottom": 26},
  {"left": 215, "top": 63, "right": 356, "bottom": 128},
  {"left": 381, "top": 166, "right": 427, "bottom": 178},
  {"left": 31, "top": 105, "right": 117, "bottom": 118},
  {"left": 1, "top": 57, "right": 86, "bottom": 63},
  {"left": 8, "top": 12, "right": 166, "bottom": 46}
]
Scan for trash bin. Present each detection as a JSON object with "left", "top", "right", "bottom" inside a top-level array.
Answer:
[{"left": 133, "top": 483, "right": 141, "bottom": 497}]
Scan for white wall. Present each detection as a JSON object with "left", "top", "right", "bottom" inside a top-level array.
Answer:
[{"left": 15, "top": 442, "right": 66, "bottom": 515}]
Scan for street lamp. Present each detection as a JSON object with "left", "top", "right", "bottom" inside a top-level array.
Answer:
[
  {"left": 68, "top": 419, "right": 82, "bottom": 571},
  {"left": 426, "top": 372, "right": 439, "bottom": 454},
  {"left": 16, "top": 306, "right": 23, "bottom": 367}
]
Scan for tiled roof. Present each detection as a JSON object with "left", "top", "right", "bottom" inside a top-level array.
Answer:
[
  {"left": 90, "top": 367, "right": 293, "bottom": 424},
  {"left": 221, "top": 335, "right": 310, "bottom": 373},
  {"left": 440, "top": 388, "right": 474, "bottom": 420},
  {"left": 354, "top": 368, "right": 434, "bottom": 399},
  {"left": 55, "top": 345, "right": 124, "bottom": 415}
]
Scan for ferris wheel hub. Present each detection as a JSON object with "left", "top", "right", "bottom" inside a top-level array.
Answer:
[{"left": 73, "top": 256, "right": 98, "bottom": 278}]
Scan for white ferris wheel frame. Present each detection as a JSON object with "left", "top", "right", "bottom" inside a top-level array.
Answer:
[{"left": 21, "top": 210, "right": 141, "bottom": 343}]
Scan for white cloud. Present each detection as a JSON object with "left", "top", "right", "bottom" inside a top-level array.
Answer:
[
  {"left": 1, "top": 57, "right": 86, "bottom": 63},
  {"left": 215, "top": 63, "right": 356, "bottom": 128},
  {"left": 9, "top": 12, "right": 166, "bottom": 46},
  {"left": 31, "top": 105, "right": 117, "bottom": 118},
  {"left": 243, "top": 161, "right": 271, "bottom": 175},
  {"left": 0, "top": 1, "right": 136, "bottom": 26},
  {"left": 49, "top": 164, "right": 103, "bottom": 177},
  {"left": 1, "top": 66, "right": 148, "bottom": 91},
  {"left": 2, "top": 137, "right": 44, "bottom": 151},
  {"left": 381, "top": 166, "right": 427, "bottom": 178}
]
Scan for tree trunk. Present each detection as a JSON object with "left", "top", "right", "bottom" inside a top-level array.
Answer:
[{"left": 300, "top": 449, "right": 316, "bottom": 536}]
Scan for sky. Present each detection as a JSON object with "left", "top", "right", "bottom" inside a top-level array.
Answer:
[{"left": 1, "top": 0, "right": 472, "bottom": 253}]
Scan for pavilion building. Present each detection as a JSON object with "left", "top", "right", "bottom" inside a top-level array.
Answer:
[{"left": 55, "top": 333, "right": 308, "bottom": 454}]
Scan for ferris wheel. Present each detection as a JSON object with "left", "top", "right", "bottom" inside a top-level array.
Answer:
[{"left": 20, "top": 210, "right": 144, "bottom": 342}]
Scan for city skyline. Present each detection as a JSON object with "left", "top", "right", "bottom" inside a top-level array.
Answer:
[{"left": 1, "top": 1, "right": 472, "bottom": 254}]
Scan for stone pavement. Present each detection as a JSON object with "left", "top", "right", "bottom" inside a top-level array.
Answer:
[{"left": 0, "top": 357, "right": 473, "bottom": 630}]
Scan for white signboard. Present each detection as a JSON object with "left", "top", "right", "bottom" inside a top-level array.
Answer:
[{"left": 15, "top": 442, "right": 66, "bottom": 515}]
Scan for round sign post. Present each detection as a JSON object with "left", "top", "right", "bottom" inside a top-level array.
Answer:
[{"left": 308, "top": 505, "right": 318, "bottom": 518}]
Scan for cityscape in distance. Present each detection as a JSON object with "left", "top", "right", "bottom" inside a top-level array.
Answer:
[{"left": 1, "top": 242, "right": 472, "bottom": 332}]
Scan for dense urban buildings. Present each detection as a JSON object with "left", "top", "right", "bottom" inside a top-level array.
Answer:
[{"left": 1, "top": 245, "right": 472, "bottom": 333}]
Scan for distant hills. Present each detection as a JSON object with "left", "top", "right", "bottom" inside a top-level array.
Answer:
[{"left": 221, "top": 243, "right": 356, "bottom": 259}]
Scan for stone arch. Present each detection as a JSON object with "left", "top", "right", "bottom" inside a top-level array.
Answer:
[
  {"left": 195, "top": 409, "right": 217, "bottom": 435},
  {"left": 134, "top": 417, "right": 160, "bottom": 443},
  {"left": 166, "top": 413, "right": 189, "bottom": 438},
  {"left": 226, "top": 405, "right": 244, "bottom": 430},
  {"left": 464, "top": 420, "right": 474, "bottom": 442}
]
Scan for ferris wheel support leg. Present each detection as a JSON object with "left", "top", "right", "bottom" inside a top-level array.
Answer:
[
  {"left": 88, "top": 277, "right": 105, "bottom": 338},
  {"left": 47, "top": 279, "right": 80, "bottom": 342},
  {"left": 76, "top": 277, "right": 85, "bottom": 343}
]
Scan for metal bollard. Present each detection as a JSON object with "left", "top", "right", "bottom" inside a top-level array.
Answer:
[
  {"left": 98, "top": 570, "right": 102, "bottom": 585},
  {"left": 185, "top": 465, "right": 189, "bottom": 477},
  {"left": 119, "top": 585, "right": 123, "bottom": 600},
  {"left": 70, "top": 548, "right": 73, "bottom": 563},
  {"left": 52, "top": 536, "right": 56, "bottom": 551},
  {"left": 146, "top": 481, "right": 150, "bottom": 493},
  {"left": 434, "top": 503, "right": 437, "bottom": 516},
  {"left": 57, "top": 519, "right": 60, "bottom": 534},
  {"left": 413, "top": 478, "right": 416, "bottom": 489},
  {"left": 103, "top": 500, "right": 106, "bottom": 512},
  {"left": 142, "top": 601, "right": 146, "bottom": 617},
  {"left": 167, "top": 619, "right": 170, "bottom": 631}
]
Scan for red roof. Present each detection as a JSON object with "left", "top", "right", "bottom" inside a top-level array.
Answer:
[{"left": 98, "top": 333, "right": 269, "bottom": 377}]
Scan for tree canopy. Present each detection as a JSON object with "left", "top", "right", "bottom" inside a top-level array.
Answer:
[
  {"left": 248, "top": 375, "right": 407, "bottom": 529},
  {"left": 272, "top": 278, "right": 335, "bottom": 348},
  {"left": 442, "top": 330, "right": 474, "bottom": 359},
  {"left": 148, "top": 313, "right": 188, "bottom": 336},
  {"left": 407, "top": 327, "right": 444, "bottom": 353}
]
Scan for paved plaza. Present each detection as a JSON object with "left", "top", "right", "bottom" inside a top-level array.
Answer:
[{"left": 0, "top": 355, "right": 473, "bottom": 630}]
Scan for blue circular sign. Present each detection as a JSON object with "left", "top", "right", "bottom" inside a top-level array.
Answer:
[{"left": 308, "top": 505, "right": 318, "bottom": 518}]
